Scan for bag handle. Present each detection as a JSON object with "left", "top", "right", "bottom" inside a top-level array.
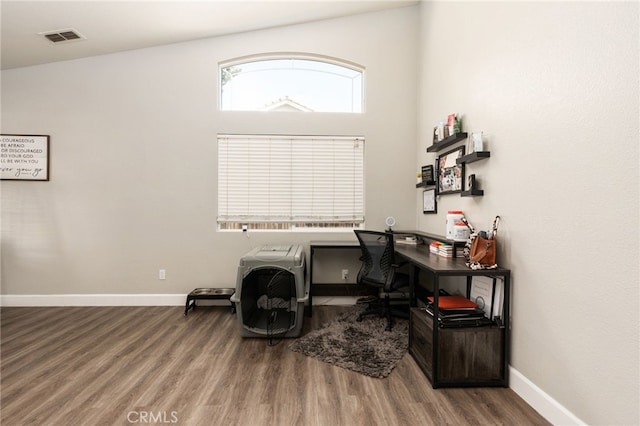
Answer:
[{"left": 490, "top": 216, "right": 500, "bottom": 238}]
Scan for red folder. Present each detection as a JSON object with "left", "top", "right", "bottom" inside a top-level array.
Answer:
[{"left": 427, "top": 295, "right": 478, "bottom": 309}]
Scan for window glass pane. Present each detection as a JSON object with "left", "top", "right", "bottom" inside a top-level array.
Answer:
[
  {"left": 218, "top": 135, "right": 365, "bottom": 231},
  {"left": 220, "top": 58, "right": 363, "bottom": 113}
]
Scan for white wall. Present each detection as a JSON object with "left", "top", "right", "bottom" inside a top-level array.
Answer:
[
  {"left": 0, "top": 7, "right": 418, "bottom": 295},
  {"left": 416, "top": 2, "right": 639, "bottom": 425}
]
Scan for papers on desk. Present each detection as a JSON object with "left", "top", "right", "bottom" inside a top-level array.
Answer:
[
  {"left": 395, "top": 235, "right": 421, "bottom": 245},
  {"left": 469, "top": 276, "right": 504, "bottom": 320}
]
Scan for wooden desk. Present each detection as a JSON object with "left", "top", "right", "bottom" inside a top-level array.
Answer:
[{"left": 394, "top": 243, "right": 511, "bottom": 388}]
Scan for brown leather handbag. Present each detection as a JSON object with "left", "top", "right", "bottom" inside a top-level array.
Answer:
[
  {"left": 469, "top": 235, "right": 496, "bottom": 265},
  {"left": 462, "top": 215, "right": 500, "bottom": 269}
]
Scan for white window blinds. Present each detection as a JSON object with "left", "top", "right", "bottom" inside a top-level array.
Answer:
[{"left": 218, "top": 135, "right": 364, "bottom": 230}]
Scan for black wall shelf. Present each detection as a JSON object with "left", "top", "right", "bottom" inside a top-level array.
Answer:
[
  {"left": 426, "top": 132, "right": 468, "bottom": 152},
  {"left": 461, "top": 189, "right": 484, "bottom": 197},
  {"left": 416, "top": 181, "right": 436, "bottom": 188},
  {"left": 457, "top": 151, "right": 490, "bottom": 164}
]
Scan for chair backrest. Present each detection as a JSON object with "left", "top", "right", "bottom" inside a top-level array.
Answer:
[{"left": 354, "top": 230, "right": 395, "bottom": 288}]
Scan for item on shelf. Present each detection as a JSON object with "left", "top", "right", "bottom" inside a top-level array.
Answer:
[
  {"left": 396, "top": 235, "right": 420, "bottom": 246},
  {"left": 426, "top": 295, "right": 478, "bottom": 309},
  {"left": 468, "top": 174, "right": 476, "bottom": 191},
  {"left": 446, "top": 210, "right": 464, "bottom": 239},
  {"left": 438, "top": 243, "right": 453, "bottom": 258},
  {"left": 471, "top": 132, "right": 484, "bottom": 152},
  {"left": 447, "top": 113, "right": 457, "bottom": 136},
  {"left": 437, "top": 121, "right": 445, "bottom": 141},
  {"left": 421, "top": 164, "right": 435, "bottom": 184},
  {"left": 417, "top": 172, "right": 423, "bottom": 184},
  {"left": 428, "top": 239, "right": 463, "bottom": 258}
]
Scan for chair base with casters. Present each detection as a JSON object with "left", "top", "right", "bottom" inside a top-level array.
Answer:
[
  {"left": 357, "top": 288, "right": 410, "bottom": 331},
  {"left": 354, "top": 230, "right": 411, "bottom": 331}
]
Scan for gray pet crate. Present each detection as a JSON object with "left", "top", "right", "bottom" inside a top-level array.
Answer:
[{"left": 230, "top": 245, "right": 307, "bottom": 338}]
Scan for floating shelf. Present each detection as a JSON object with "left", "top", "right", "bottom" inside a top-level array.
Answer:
[
  {"left": 457, "top": 151, "right": 490, "bottom": 164},
  {"left": 461, "top": 189, "right": 484, "bottom": 197},
  {"left": 426, "top": 132, "right": 468, "bottom": 152},
  {"left": 416, "top": 180, "right": 436, "bottom": 188}
]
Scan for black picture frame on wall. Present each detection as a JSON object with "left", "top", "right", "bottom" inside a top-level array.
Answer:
[
  {"left": 423, "top": 188, "right": 437, "bottom": 214},
  {"left": 437, "top": 145, "right": 465, "bottom": 194},
  {"left": 421, "top": 164, "right": 435, "bottom": 185}
]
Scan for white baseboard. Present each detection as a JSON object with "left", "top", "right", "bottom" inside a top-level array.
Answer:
[
  {"left": 0, "top": 294, "right": 188, "bottom": 306},
  {"left": 509, "top": 366, "right": 585, "bottom": 425},
  {"left": 0, "top": 294, "right": 356, "bottom": 307}
]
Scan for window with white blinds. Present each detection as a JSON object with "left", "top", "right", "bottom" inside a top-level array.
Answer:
[{"left": 217, "top": 135, "right": 364, "bottom": 231}]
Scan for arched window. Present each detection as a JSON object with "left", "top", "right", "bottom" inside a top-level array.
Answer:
[{"left": 219, "top": 54, "right": 364, "bottom": 113}]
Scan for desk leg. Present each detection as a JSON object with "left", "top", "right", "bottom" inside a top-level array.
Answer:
[
  {"left": 432, "top": 273, "right": 440, "bottom": 389},
  {"left": 502, "top": 273, "right": 511, "bottom": 387},
  {"left": 306, "top": 247, "right": 314, "bottom": 317}
]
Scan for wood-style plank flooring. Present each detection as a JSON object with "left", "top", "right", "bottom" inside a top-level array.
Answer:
[{"left": 1, "top": 305, "right": 549, "bottom": 425}]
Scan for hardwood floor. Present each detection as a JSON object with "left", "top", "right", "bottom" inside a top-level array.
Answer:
[{"left": 1, "top": 305, "right": 549, "bottom": 425}]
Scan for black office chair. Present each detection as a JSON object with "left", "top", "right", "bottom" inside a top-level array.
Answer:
[{"left": 354, "top": 230, "right": 410, "bottom": 331}]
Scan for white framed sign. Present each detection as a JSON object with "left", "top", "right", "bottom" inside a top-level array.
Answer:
[
  {"left": 423, "top": 188, "right": 437, "bottom": 214},
  {"left": 1, "top": 134, "right": 49, "bottom": 181}
]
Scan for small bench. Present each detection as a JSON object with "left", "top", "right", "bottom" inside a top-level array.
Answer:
[{"left": 184, "top": 288, "right": 236, "bottom": 316}]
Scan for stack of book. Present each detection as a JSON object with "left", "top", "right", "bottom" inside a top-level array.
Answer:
[
  {"left": 429, "top": 241, "right": 455, "bottom": 258},
  {"left": 429, "top": 241, "right": 464, "bottom": 258},
  {"left": 422, "top": 295, "right": 493, "bottom": 328}
]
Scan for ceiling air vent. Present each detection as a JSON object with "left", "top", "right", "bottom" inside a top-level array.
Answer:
[{"left": 39, "top": 28, "right": 86, "bottom": 44}]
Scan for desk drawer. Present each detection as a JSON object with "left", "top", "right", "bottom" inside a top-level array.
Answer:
[
  {"left": 410, "top": 308, "right": 433, "bottom": 380},
  {"left": 410, "top": 307, "right": 505, "bottom": 386}
]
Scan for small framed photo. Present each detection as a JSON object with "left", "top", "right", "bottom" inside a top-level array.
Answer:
[
  {"left": 437, "top": 145, "right": 465, "bottom": 194},
  {"left": 468, "top": 174, "right": 476, "bottom": 191},
  {"left": 471, "top": 132, "right": 484, "bottom": 152},
  {"left": 423, "top": 188, "right": 437, "bottom": 214},
  {"left": 421, "top": 164, "right": 435, "bottom": 185}
]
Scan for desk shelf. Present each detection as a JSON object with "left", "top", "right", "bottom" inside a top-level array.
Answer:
[
  {"left": 395, "top": 244, "right": 511, "bottom": 388},
  {"left": 410, "top": 307, "right": 504, "bottom": 386}
]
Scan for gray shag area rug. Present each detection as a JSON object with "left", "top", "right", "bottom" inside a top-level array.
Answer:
[{"left": 288, "top": 305, "right": 408, "bottom": 378}]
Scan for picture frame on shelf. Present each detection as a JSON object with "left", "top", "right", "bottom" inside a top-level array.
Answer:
[
  {"left": 423, "top": 188, "right": 437, "bottom": 214},
  {"left": 421, "top": 164, "right": 435, "bottom": 185},
  {"left": 437, "top": 145, "right": 465, "bottom": 195},
  {"left": 468, "top": 174, "right": 476, "bottom": 191},
  {"left": 471, "top": 132, "right": 484, "bottom": 152}
]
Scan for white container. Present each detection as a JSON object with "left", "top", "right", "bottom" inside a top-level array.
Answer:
[
  {"left": 452, "top": 221, "right": 470, "bottom": 242},
  {"left": 446, "top": 210, "right": 464, "bottom": 239}
]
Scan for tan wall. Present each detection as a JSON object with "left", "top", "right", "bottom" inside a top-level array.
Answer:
[
  {"left": 0, "top": 7, "right": 418, "bottom": 295},
  {"left": 416, "top": 2, "right": 639, "bottom": 425}
]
